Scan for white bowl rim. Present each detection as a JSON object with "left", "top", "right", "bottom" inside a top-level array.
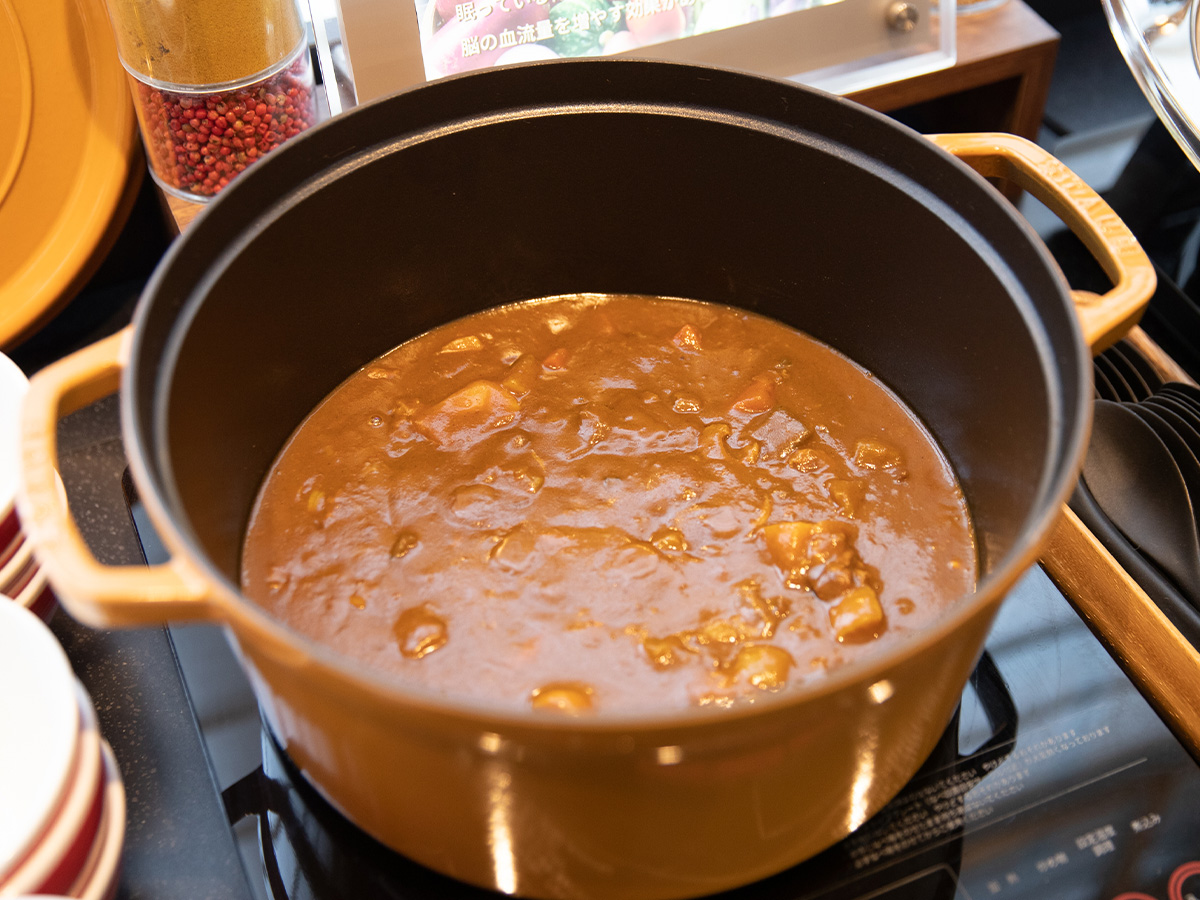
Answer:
[
  {"left": 0, "top": 537, "right": 34, "bottom": 594},
  {"left": 14, "top": 563, "right": 50, "bottom": 609},
  {"left": 0, "top": 603, "right": 81, "bottom": 883},
  {"left": 3, "top": 551, "right": 39, "bottom": 600},
  {"left": 70, "top": 739, "right": 124, "bottom": 900},
  {"left": 1, "top": 681, "right": 104, "bottom": 895}
]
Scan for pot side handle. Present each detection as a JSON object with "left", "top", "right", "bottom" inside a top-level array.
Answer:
[
  {"left": 16, "top": 326, "right": 219, "bottom": 628},
  {"left": 928, "top": 132, "right": 1155, "bottom": 354}
]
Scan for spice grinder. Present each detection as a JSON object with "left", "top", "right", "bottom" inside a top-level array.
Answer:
[{"left": 98, "top": 0, "right": 319, "bottom": 199}]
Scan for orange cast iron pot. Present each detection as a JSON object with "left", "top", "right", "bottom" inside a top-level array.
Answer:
[{"left": 18, "top": 60, "right": 1154, "bottom": 900}]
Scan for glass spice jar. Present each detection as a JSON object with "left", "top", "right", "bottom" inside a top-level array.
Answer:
[
  {"left": 99, "top": 0, "right": 320, "bottom": 201},
  {"left": 130, "top": 49, "right": 318, "bottom": 200}
]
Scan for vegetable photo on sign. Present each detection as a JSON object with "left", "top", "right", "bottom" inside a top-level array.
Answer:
[
  {"left": 547, "top": 0, "right": 623, "bottom": 57},
  {"left": 421, "top": 0, "right": 555, "bottom": 76}
]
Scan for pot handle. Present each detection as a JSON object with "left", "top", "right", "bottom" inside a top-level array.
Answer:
[
  {"left": 928, "top": 132, "right": 1155, "bottom": 354},
  {"left": 16, "top": 326, "right": 219, "bottom": 628}
]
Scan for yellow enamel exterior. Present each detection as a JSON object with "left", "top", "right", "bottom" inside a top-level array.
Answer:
[{"left": 928, "top": 132, "right": 1156, "bottom": 353}]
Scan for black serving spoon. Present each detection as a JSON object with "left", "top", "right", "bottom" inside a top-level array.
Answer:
[
  {"left": 1095, "top": 354, "right": 1140, "bottom": 402},
  {"left": 1083, "top": 400, "right": 1200, "bottom": 606},
  {"left": 1145, "top": 393, "right": 1200, "bottom": 439},
  {"left": 1092, "top": 362, "right": 1120, "bottom": 402},
  {"left": 1161, "top": 381, "right": 1200, "bottom": 409},
  {"left": 1128, "top": 404, "right": 1200, "bottom": 520},
  {"left": 1102, "top": 344, "right": 1153, "bottom": 400},
  {"left": 1160, "top": 383, "right": 1200, "bottom": 423},
  {"left": 1112, "top": 340, "right": 1166, "bottom": 394}
]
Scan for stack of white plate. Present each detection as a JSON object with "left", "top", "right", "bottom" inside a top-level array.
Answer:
[
  {"left": 0, "top": 601, "right": 125, "bottom": 899},
  {"left": 0, "top": 352, "right": 56, "bottom": 623}
]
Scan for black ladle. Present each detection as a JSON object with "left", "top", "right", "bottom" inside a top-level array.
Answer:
[
  {"left": 1103, "top": 345, "right": 1153, "bottom": 400},
  {"left": 1093, "top": 363, "right": 1120, "bottom": 402},
  {"left": 1145, "top": 395, "right": 1200, "bottom": 444},
  {"left": 1160, "top": 384, "right": 1200, "bottom": 425},
  {"left": 1129, "top": 404, "right": 1200, "bottom": 519},
  {"left": 1112, "top": 341, "right": 1165, "bottom": 393},
  {"left": 1095, "top": 353, "right": 1142, "bottom": 402},
  {"left": 1083, "top": 400, "right": 1200, "bottom": 605},
  {"left": 1161, "top": 382, "right": 1200, "bottom": 413}
]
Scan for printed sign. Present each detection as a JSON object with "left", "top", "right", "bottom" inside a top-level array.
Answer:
[{"left": 415, "top": 0, "right": 836, "bottom": 79}]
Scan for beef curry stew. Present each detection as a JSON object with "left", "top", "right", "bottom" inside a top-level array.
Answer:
[{"left": 241, "top": 295, "right": 976, "bottom": 714}]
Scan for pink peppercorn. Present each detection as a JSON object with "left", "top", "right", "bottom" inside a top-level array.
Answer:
[{"left": 130, "top": 50, "right": 318, "bottom": 200}]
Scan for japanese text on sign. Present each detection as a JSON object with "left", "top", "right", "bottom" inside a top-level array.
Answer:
[{"left": 417, "top": 0, "right": 772, "bottom": 80}]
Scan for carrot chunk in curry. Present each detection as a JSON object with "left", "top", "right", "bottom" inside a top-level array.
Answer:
[{"left": 731, "top": 373, "right": 777, "bottom": 414}]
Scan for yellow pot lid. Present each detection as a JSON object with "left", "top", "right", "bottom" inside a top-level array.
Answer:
[{"left": 0, "top": 0, "right": 139, "bottom": 351}]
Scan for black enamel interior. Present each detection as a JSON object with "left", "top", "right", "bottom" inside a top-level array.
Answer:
[{"left": 126, "top": 59, "right": 1088, "bottom": 605}]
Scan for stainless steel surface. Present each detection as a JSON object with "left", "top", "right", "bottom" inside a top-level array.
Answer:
[
  {"left": 887, "top": 3, "right": 920, "bottom": 33},
  {"left": 1142, "top": 0, "right": 1192, "bottom": 41},
  {"left": 1105, "top": 0, "right": 1200, "bottom": 168}
]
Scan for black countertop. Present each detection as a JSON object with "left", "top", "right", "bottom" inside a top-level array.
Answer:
[{"left": 50, "top": 395, "right": 255, "bottom": 900}]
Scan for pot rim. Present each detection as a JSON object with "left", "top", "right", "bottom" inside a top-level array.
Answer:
[{"left": 122, "top": 58, "right": 1094, "bottom": 732}]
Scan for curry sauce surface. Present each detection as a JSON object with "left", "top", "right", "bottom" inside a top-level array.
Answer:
[{"left": 241, "top": 295, "right": 976, "bottom": 713}]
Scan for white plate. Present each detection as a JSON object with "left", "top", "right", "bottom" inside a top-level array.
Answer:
[
  {"left": 2, "top": 682, "right": 103, "bottom": 895},
  {"left": 0, "top": 353, "right": 27, "bottom": 524},
  {"left": 0, "top": 602, "right": 80, "bottom": 884}
]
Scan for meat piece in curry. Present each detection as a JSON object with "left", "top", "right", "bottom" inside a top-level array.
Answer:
[{"left": 241, "top": 294, "right": 976, "bottom": 714}]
